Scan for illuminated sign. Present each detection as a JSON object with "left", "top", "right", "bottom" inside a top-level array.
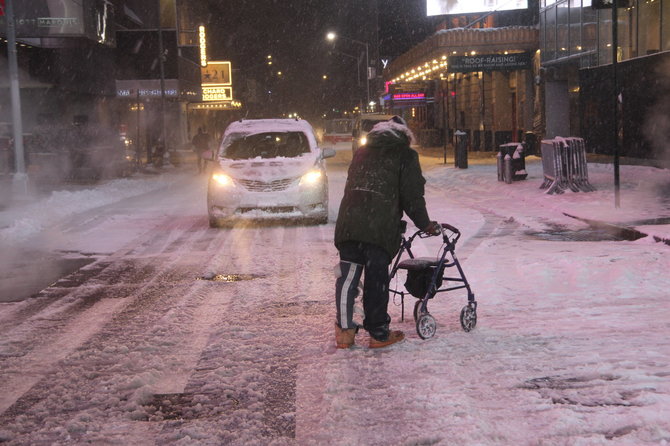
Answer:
[
  {"left": 189, "top": 101, "right": 242, "bottom": 110},
  {"left": 0, "top": 0, "right": 4, "bottom": 17},
  {"left": 202, "top": 86, "right": 233, "bottom": 101},
  {"left": 426, "top": 0, "right": 528, "bottom": 16},
  {"left": 116, "top": 88, "right": 178, "bottom": 97},
  {"left": 448, "top": 52, "right": 531, "bottom": 72},
  {"left": 201, "top": 61, "right": 234, "bottom": 102},
  {"left": 198, "top": 25, "right": 207, "bottom": 67},
  {"left": 116, "top": 79, "right": 181, "bottom": 98},
  {"left": 393, "top": 93, "right": 425, "bottom": 100},
  {"left": 201, "top": 61, "right": 232, "bottom": 86}
]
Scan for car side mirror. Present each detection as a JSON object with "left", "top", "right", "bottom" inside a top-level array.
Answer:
[
  {"left": 201, "top": 149, "right": 214, "bottom": 160},
  {"left": 321, "top": 148, "right": 336, "bottom": 159}
]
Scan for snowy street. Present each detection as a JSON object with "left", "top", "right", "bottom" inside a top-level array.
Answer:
[{"left": 0, "top": 152, "right": 669, "bottom": 445}]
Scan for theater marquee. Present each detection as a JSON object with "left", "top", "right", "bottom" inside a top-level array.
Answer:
[
  {"left": 448, "top": 52, "right": 531, "bottom": 73},
  {"left": 201, "top": 61, "right": 233, "bottom": 102}
]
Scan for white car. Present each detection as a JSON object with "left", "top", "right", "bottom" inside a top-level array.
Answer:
[
  {"left": 207, "top": 118, "right": 335, "bottom": 227},
  {"left": 351, "top": 113, "right": 397, "bottom": 153}
]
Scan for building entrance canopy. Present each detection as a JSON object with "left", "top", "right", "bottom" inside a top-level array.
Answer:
[{"left": 387, "top": 26, "right": 538, "bottom": 84}]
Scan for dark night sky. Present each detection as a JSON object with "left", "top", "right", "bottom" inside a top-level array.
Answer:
[{"left": 201, "top": 0, "right": 438, "bottom": 117}]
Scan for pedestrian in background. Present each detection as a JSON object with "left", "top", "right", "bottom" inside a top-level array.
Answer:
[
  {"left": 334, "top": 116, "right": 440, "bottom": 349},
  {"left": 192, "top": 127, "right": 212, "bottom": 174}
]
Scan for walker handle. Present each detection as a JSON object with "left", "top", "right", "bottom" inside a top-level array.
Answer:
[{"left": 441, "top": 223, "right": 460, "bottom": 234}]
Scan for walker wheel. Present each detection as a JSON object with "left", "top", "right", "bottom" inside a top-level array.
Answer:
[
  {"left": 416, "top": 313, "right": 437, "bottom": 339},
  {"left": 460, "top": 305, "right": 477, "bottom": 332}
]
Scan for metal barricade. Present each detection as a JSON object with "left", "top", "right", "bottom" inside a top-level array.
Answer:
[
  {"left": 539, "top": 137, "right": 595, "bottom": 195},
  {"left": 565, "top": 137, "right": 596, "bottom": 192}
]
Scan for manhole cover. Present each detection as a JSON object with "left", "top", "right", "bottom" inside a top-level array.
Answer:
[{"left": 198, "top": 272, "right": 262, "bottom": 282}]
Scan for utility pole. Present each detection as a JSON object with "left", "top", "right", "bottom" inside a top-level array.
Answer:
[
  {"left": 5, "top": 0, "right": 28, "bottom": 195},
  {"left": 612, "top": 1, "right": 621, "bottom": 208}
]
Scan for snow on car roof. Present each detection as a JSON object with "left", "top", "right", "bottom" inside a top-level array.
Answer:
[
  {"left": 222, "top": 119, "right": 318, "bottom": 149},
  {"left": 224, "top": 118, "right": 315, "bottom": 135}
]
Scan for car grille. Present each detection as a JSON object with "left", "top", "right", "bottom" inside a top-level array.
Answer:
[{"left": 237, "top": 177, "right": 298, "bottom": 192}]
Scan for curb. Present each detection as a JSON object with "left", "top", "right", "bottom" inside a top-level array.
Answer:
[{"left": 563, "top": 212, "right": 670, "bottom": 246}]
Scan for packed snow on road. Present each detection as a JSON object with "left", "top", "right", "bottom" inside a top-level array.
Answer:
[{"left": 0, "top": 153, "right": 669, "bottom": 445}]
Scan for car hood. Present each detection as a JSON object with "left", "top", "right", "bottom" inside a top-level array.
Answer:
[{"left": 216, "top": 153, "right": 318, "bottom": 181}]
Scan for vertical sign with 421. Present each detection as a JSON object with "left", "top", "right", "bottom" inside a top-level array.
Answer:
[{"left": 201, "top": 62, "right": 232, "bottom": 85}]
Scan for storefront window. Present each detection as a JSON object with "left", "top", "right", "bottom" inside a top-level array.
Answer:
[{"left": 638, "top": 0, "right": 661, "bottom": 56}]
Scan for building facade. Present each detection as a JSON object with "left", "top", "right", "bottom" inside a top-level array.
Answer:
[
  {"left": 1, "top": 0, "right": 206, "bottom": 173},
  {"left": 540, "top": 0, "right": 670, "bottom": 158},
  {"left": 383, "top": 3, "right": 541, "bottom": 151}
]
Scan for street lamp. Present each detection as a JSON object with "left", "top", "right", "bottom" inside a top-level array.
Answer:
[{"left": 326, "top": 31, "right": 370, "bottom": 108}]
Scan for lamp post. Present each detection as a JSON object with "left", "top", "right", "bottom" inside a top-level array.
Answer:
[
  {"left": 5, "top": 0, "right": 28, "bottom": 195},
  {"left": 326, "top": 31, "right": 370, "bottom": 108}
]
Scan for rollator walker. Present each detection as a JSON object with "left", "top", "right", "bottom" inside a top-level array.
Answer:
[{"left": 389, "top": 221, "right": 478, "bottom": 339}]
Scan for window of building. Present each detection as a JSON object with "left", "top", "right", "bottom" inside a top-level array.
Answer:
[
  {"left": 543, "top": 7, "right": 557, "bottom": 60},
  {"left": 664, "top": 0, "right": 670, "bottom": 51},
  {"left": 598, "top": 8, "right": 613, "bottom": 65},
  {"left": 569, "top": 0, "right": 583, "bottom": 56},
  {"left": 638, "top": 0, "right": 661, "bottom": 56},
  {"left": 557, "top": 0, "right": 570, "bottom": 58},
  {"left": 582, "top": 2, "right": 598, "bottom": 55}
]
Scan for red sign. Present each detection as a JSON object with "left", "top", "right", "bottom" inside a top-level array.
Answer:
[
  {"left": 393, "top": 93, "right": 426, "bottom": 101},
  {"left": 0, "top": 0, "right": 5, "bottom": 17}
]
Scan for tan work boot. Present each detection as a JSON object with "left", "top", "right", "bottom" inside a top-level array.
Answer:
[
  {"left": 369, "top": 330, "right": 405, "bottom": 349},
  {"left": 335, "top": 324, "right": 357, "bottom": 349}
]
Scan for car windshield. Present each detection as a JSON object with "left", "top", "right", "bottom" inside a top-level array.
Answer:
[
  {"left": 221, "top": 131, "right": 310, "bottom": 160},
  {"left": 361, "top": 119, "right": 387, "bottom": 132}
]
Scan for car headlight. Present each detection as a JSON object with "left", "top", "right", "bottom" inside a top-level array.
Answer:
[
  {"left": 211, "top": 172, "right": 235, "bottom": 187},
  {"left": 299, "top": 170, "right": 323, "bottom": 186},
  {"left": 359, "top": 136, "right": 367, "bottom": 146}
]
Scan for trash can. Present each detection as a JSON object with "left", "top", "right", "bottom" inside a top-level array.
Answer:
[
  {"left": 498, "top": 142, "right": 527, "bottom": 182},
  {"left": 454, "top": 130, "right": 468, "bottom": 169},
  {"left": 523, "top": 131, "right": 537, "bottom": 156}
]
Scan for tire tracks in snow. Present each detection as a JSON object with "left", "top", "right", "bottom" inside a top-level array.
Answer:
[{"left": 0, "top": 214, "right": 228, "bottom": 428}]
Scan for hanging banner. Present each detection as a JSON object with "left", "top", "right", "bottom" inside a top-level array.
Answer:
[{"left": 448, "top": 52, "right": 531, "bottom": 73}]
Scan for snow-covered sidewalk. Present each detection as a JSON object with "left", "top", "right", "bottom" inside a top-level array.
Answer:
[{"left": 419, "top": 154, "right": 670, "bottom": 243}]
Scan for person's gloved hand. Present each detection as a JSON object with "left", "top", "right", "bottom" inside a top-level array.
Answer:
[{"left": 423, "top": 221, "right": 441, "bottom": 236}]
